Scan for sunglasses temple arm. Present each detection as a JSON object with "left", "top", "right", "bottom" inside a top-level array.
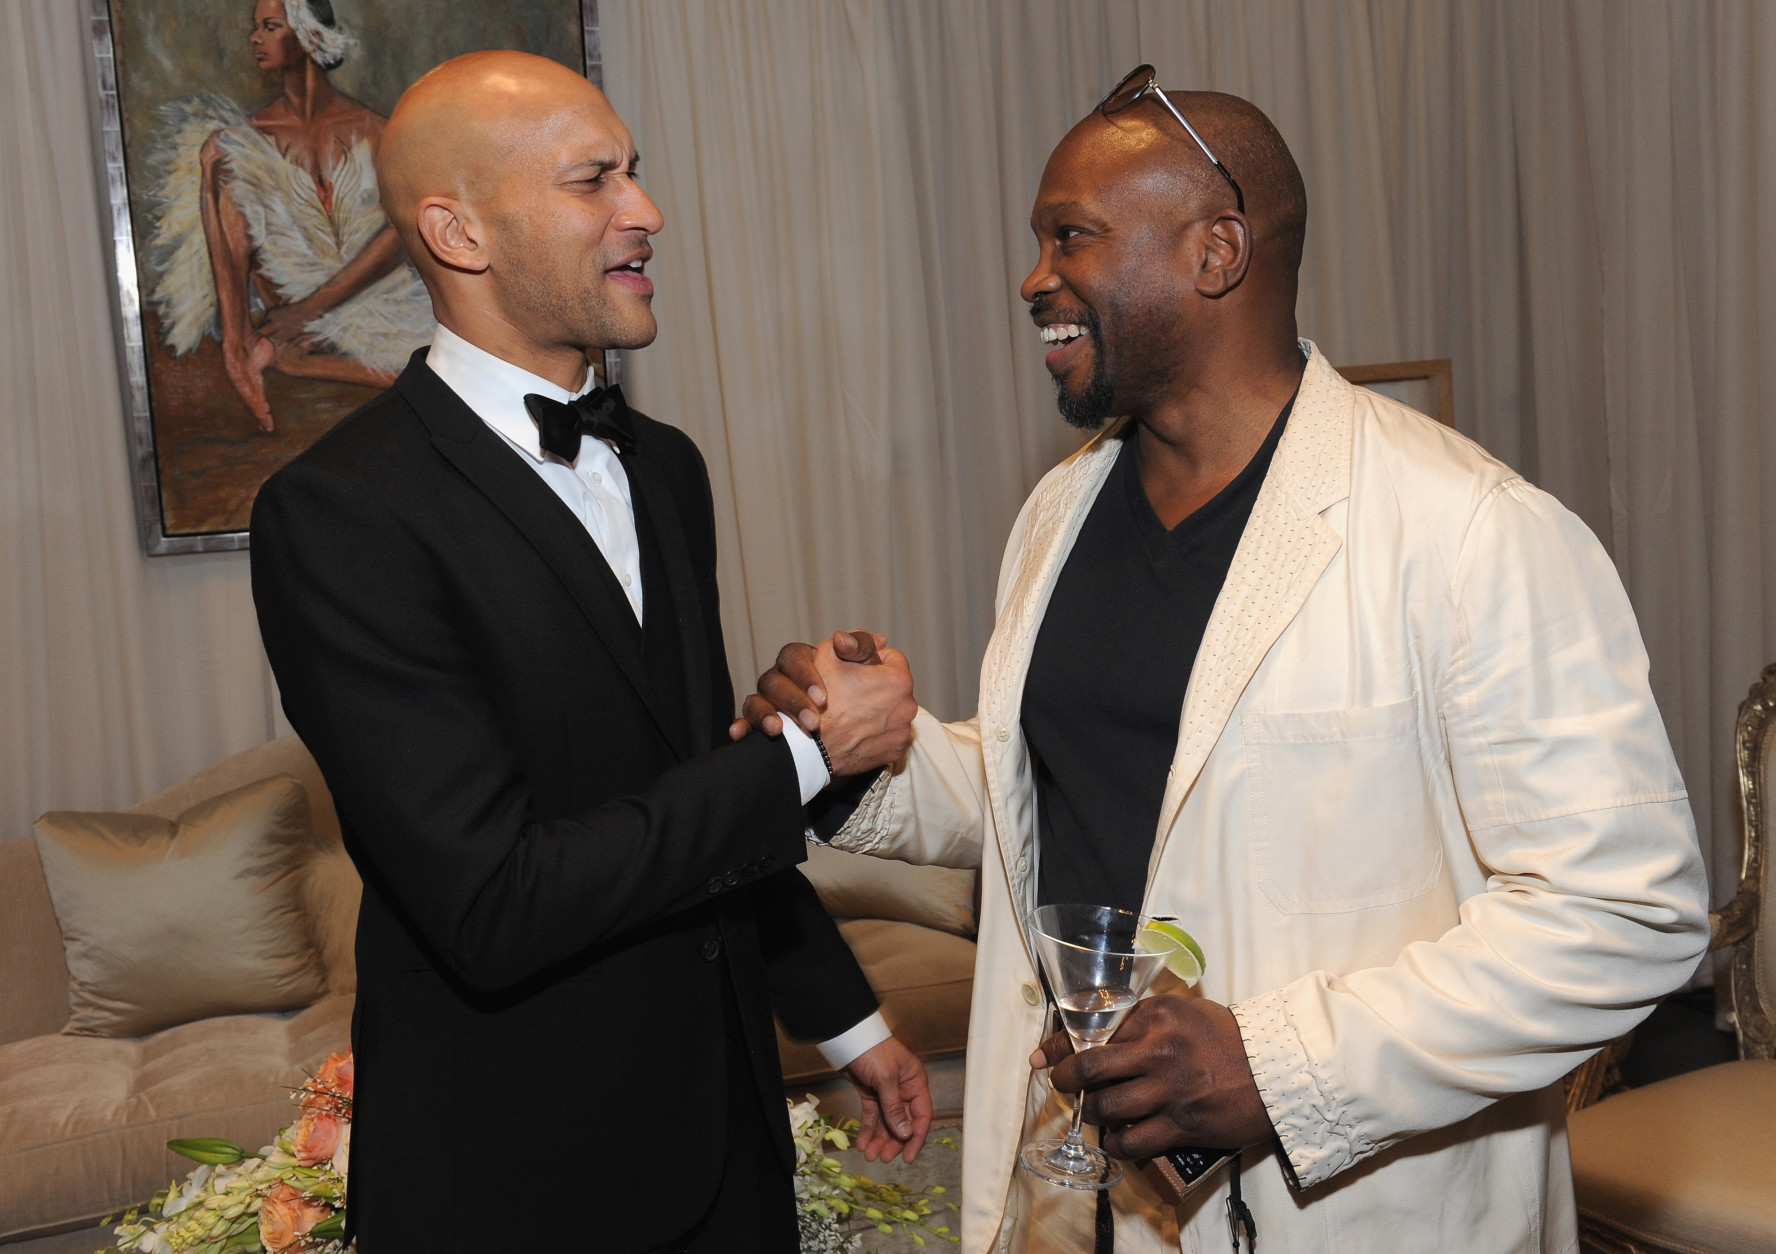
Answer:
[
  {"left": 1152, "top": 90, "right": 1219, "bottom": 169},
  {"left": 1151, "top": 90, "right": 1247, "bottom": 213}
]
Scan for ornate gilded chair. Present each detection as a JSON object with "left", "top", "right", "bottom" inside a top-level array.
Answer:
[{"left": 1565, "top": 663, "right": 1776, "bottom": 1253}]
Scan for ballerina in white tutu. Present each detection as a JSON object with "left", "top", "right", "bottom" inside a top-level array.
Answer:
[{"left": 145, "top": 0, "right": 433, "bottom": 432}]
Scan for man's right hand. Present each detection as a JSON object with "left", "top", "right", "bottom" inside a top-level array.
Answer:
[{"left": 731, "top": 630, "right": 916, "bottom": 777}]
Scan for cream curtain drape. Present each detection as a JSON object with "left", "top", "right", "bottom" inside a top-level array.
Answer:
[
  {"left": 1, "top": 0, "right": 287, "bottom": 844},
  {"left": 602, "top": 0, "right": 1776, "bottom": 915},
  {"left": 3, "top": 0, "right": 1770, "bottom": 928}
]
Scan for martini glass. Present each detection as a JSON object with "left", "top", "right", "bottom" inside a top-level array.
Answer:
[{"left": 1019, "top": 903, "right": 1182, "bottom": 1190}]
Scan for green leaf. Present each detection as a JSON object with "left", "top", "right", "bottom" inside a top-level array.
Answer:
[
  {"left": 309, "top": 1212, "right": 346, "bottom": 1240},
  {"left": 168, "top": 1139, "right": 247, "bottom": 1165}
]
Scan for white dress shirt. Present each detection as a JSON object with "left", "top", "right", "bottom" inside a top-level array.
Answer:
[{"left": 424, "top": 324, "right": 888, "bottom": 1069}]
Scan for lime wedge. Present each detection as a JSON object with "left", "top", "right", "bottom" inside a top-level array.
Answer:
[{"left": 1139, "top": 920, "right": 1205, "bottom": 986}]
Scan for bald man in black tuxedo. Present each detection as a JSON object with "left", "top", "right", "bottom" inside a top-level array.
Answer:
[{"left": 251, "top": 51, "right": 930, "bottom": 1254}]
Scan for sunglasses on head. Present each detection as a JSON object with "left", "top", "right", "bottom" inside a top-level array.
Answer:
[{"left": 1097, "top": 65, "right": 1245, "bottom": 214}]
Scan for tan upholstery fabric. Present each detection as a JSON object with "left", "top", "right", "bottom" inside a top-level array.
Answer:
[
  {"left": 127, "top": 736, "right": 339, "bottom": 846},
  {"left": 0, "top": 838, "right": 72, "bottom": 1044},
  {"left": 1569, "top": 1059, "right": 1776, "bottom": 1253},
  {"left": 801, "top": 844, "right": 977, "bottom": 938},
  {"left": 34, "top": 776, "right": 329, "bottom": 1037},
  {"left": 778, "top": 918, "right": 975, "bottom": 1083},
  {"left": 0, "top": 995, "right": 351, "bottom": 1242}
]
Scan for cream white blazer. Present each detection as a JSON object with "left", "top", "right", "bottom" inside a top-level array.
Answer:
[{"left": 830, "top": 346, "right": 1710, "bottom": 1254}]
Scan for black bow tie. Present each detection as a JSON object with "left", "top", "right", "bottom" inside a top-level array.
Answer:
[{"left": 523, "top": 385, "right": 637, "bottom": 462}]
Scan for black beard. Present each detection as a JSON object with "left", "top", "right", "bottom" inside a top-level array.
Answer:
[{"left": 1054, "top": 309, "right": 1114, "bottom": 429}]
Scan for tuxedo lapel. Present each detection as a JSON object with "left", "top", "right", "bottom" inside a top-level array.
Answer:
[
  {"left": 623, "top": 443, "right": 711, "bottom": 759},
  {"left": 1142, "top": 346, "right": 1354, "bottom": 899},
  {"left": 394, "top": 356, "right": 685, "bottom": 756}
]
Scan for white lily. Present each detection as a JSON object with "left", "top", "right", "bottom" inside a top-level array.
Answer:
[{"left": 331, "top": 1123, "right": 351, "bottom": 1184}]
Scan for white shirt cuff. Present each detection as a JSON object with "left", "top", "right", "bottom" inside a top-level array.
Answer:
[
  {"left": 816, "top": 1011, "right": 892, "bottom": 1070},
  {"left": 778, "top": 716, "right": 832, "bottom": 804}
]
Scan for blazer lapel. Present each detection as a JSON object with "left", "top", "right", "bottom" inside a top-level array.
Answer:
[
  {"left": 977, "top": 426, "right": 1125, "bottom": 936},
  {"left": 623, "top": 443, "right": 712, "bottom": 759},
  {"left": 395, "top": 356, "right": 684, "bottom": 756},
  {"left": 1142, "top": 345, "right": 1355, "bottom": 899}
]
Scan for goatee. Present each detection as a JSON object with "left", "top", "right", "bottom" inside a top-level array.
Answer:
[{"left": 1054, "top": 310, "right": 1114, "bottom": 430}]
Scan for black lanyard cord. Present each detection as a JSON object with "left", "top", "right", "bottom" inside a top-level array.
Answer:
[{"left": 1226, "top": 1155, "right": 1258, "bottom": 1252}]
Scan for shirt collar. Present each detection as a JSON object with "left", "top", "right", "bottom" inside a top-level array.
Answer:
[{"left": 424, "top": 323, "right": 596, "bottom": 463}]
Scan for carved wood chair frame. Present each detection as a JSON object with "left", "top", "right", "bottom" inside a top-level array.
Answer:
[{"left": 1568, "top": 662, "right": 1774, "bottom": 1254}]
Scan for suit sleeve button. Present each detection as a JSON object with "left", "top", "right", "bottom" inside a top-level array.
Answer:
[
  {"left": 706, "top": 877, "right": 723, "bottom": 895},
  {"left": 1021, "top": 982, "right": 1041, "bottom": 1006},
  {"left": 703, "top": 938, "right": 722, "bottom": 961},
  {"left": 724, "top": 869, "right": 740, "bottom": 887}
]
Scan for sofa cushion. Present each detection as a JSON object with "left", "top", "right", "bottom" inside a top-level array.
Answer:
[
  {"left": 0, "top": 994, "right": 352, "bottom": 1242},
  {"left": 778, "top": 918, "right": 976, "bottom": 1083},
  {"left": 34, "top": 775, "right": 329, "bottom": 1037},
  {"left": 127, "top": 736, "right": 361, "bottom": 999},
  {"left": 1568, "top": 1058, "right": 1776, "bottom": 1253},
  {"left": 801, "top": 844, "right": 977, "bottom": 938}
]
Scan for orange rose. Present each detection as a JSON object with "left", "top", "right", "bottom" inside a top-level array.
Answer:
[
  {"left": 304, "top": 1052, "right": 354, "bottom": 1107},
  {"left": 291, "top": 1110, "right": 343, "bottom": 1167},
  {"left": 259, "top": 1182, "right": 329, "bottom": 1252}
]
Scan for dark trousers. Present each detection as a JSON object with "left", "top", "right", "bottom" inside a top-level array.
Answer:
[{"left": 648, "top": 970, "right": 799, "bottom": 1254}]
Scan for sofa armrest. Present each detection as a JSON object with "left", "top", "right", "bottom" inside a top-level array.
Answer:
[{"left": 0, "top": 838, "right": 71, "bottom": 1044}]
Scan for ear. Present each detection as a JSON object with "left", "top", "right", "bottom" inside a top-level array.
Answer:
[
  {"left": 1191, "top": 211, "right": 1252, "bottom": 299},
  {"left": 414, "top": 197, "right": 489, "bottom": 274}
]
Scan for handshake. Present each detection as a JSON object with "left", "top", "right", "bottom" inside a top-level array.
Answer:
[{"left": 728, "top": 630, "right": 918, "bottom": 779}]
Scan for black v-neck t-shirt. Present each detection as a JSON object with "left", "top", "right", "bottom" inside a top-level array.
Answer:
[{"left": 1023, "top": 398, "right": 1293, "bottom": 912}]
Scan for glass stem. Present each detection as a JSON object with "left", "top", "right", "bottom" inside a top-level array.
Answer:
[{"left": 1062, "top": 1082, "right": 1089, "bottom": 1158}]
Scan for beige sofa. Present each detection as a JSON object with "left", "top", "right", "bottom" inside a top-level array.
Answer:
[{"left": 0, "top": 737, "right": 973, "bottom": 1252}]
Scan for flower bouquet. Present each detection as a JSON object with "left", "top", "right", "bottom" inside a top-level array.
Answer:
[
  {"left": 101, "top": 1054, "right": 950, "bottom": 1254},
  {"left": 789, "top": 1096, "right": 958, "bottom": 1252},
  {"left": 101, "top": 1053, "right": 354, "bottom": 1254}
]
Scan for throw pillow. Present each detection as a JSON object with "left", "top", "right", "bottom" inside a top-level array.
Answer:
[
  {"left": 33, "top": 774, "right": 329, "bottom": 1037},
  {"left": 801, "top": 843, "right": 977, "bottom": 937}
]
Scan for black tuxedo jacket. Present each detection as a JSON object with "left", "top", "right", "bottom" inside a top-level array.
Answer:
[{"left": 250, "top": 351, "right": 877, "bottom": 1251}]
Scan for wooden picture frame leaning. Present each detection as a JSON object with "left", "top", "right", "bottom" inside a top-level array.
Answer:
[
  {"left": 87, "top": 0, "right": 610, "bottom": 554},
  {"left": 1335, "top": 358, "right": 1455, "bottom": 428}
]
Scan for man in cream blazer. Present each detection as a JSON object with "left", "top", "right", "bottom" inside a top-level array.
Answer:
[{"left": 747, "top": 87, "right": 1709, "bottom": 1252}]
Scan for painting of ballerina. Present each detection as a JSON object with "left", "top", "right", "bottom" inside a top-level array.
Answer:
[{"left": 99, "top": 0, "right": 589, "bottom": 548}]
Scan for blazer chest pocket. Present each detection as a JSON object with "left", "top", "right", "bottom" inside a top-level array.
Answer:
[{"left": 1244, "top": 700, "right": 1443, "bottom": 914}]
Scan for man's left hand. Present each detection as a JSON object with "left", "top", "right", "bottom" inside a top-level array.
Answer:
[
  {"left": 844, "top": 1035, "right": 934, "bottom": 1163},
  {"left": 1031, "top": 995, "right": 1274, "bottom": 1160}
]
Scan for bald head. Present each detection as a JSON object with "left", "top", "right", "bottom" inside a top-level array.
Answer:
[
  {"left": 1161, "top": 91, "right": 1306, "bottom": 276},
  {"left": 1049, "top": 90, "right": 1307, "bottom": 284},
  {"left": 379, "top": 52, "right": 609, "bottom": 261},
  {"left": 377, "top": 50, "right": 663, "bottom": 383}
]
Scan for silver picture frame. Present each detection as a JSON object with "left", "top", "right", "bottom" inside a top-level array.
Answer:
[{"left": 87, "top": 0, "right": 612, "bottom": 555}]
